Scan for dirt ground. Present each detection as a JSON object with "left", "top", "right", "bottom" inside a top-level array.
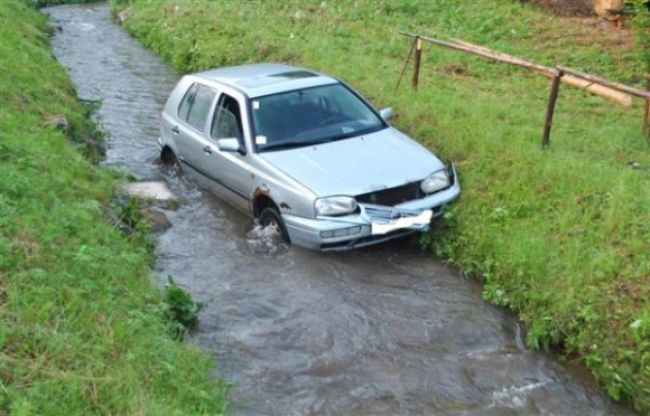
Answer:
[
  {"left": 524, "top": 0, "right": 595, "bottom": 16},
  {"left": 524, "top": 0, "right": 635, "bottom": 69}
]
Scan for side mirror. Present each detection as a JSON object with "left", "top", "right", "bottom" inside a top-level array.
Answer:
[
  {"left": 216, "top": 138, "right": 241, "bottom": 153},
  {"left": 379, "top": 107, "right": 394, "bottom": 121}
]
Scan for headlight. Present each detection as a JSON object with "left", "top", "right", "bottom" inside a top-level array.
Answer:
[
  {"left": 420, "top": 170, "right": 450, "bottom": 194},
  {"left": 315, "top": 196, "right": 358, "bottom": 216}
]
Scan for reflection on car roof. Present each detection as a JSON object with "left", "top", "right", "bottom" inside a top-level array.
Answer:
[
  {"left": 238, "top": 70, "right": 317, "bottom": 88},
  {"left": 195, "top": 63, "right": 337, "bottom": 98}
]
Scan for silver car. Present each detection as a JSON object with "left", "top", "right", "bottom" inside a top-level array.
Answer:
[{"left": 158, "top": 63, "right": 460, "bottom": 251}]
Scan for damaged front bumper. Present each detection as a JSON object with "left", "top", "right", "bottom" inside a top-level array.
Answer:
[{"left": 283, "top": 163, "right": 461, "bottom": 251}]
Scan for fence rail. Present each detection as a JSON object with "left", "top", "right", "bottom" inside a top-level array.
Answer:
[{"left": 397, "top": 31, "right": 650, "bottom": 147}]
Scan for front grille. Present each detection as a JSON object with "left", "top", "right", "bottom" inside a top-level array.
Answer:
[
  {"left": 320, "top": 229, "right": 417, "bottom": 251},
  {"left": 356, "top": 182, "right": 421, "bottom": 206},
  {"left": 363, "top": 205, "right": 394, "bottom": 219}
]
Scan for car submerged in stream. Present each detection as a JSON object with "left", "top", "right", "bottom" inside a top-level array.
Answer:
[{"left": 158, "top": 64, "right": 460, "bottom": 251}]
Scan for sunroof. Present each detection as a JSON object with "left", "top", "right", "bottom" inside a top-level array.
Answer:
[
  {"left": 270, "top": 70, "right": 317, "bottom": 79},
  {"left": 237, "top": 70, "right": 319, "bottom": 88}
]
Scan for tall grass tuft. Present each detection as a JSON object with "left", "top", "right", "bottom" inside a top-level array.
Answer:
[{"left": 0, "top": 1, "right": 227, "bottom": 413}]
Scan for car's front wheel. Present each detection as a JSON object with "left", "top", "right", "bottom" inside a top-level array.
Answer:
[{"left": 259, "top": 207, "right": 290, "bottom": 243}]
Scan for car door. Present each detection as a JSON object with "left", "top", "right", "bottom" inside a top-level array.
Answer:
[
  {"left": 174, "top": 83, "right": 218, "bottom": 172},
  {"left": 204, "top": 91, "right": 252, "bottom": 206}
]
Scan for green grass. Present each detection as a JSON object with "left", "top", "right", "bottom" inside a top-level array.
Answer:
[
  {"left": 0, "top": 1, "right": 227, "bottom": 414},
  {"left": 116, "top": 0, "right": 650, "bottom": 411}
]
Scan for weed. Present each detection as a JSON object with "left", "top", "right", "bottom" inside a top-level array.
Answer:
[
  {"left": 116, "top": 195, "right": 142, "bottom": 229},
  {"left": 164, "top": 276, "right": 205, "bottom": 339}
]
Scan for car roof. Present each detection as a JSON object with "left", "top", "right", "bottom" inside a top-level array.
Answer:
[{"left": 194, "top": 63, "right": 339, "bottom": 98}]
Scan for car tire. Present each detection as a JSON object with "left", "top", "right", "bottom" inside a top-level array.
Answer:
[
  {"left": 160, "top": 146, "right": 182, "bottom": 175},
  {"left": 259, "top": 207, "right": 290, "bottom": 243},
  {"left": 160, "top": 146, "right": 179, "bottom": 166}
]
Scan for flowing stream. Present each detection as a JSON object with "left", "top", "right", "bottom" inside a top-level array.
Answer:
[{"left": 45, "top": 4, "right": 636, "bottom": 415}]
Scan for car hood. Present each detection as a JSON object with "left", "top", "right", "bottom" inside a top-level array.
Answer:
[{"left": 258, "top": 127, "right": 445, "bottom": 197}]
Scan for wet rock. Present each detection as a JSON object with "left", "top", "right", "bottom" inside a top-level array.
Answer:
[
  {"left": 122, "top": 181, "right": 179, "bottom": 210},
  {"left": 117, "top": 7, "right": 131, "bottom": 24},
  {"left": 48, "top": 22, "right": 63, "bottom": 33},
  {"left": 123, "top": 181, "right": 175, "bottom": 200},
  {"left": 140, "top": 207, "right": 171, "bottom": 232},
  {"left": 44, "top": 114, "right": 70, "bottom": 134}
]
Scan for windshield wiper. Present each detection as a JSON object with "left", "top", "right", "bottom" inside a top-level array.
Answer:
[
  {"left": 260, "top": 126, "right": 385, "bottom": 152},
  {"left": 260, "top": 141, "right": 312, "bottom": 152},
  {"left": 316, "top": 125, "right": 386, "bottom": 144},
  {"left": 261, "top": 136, "right": 342, "bottom": 151}
]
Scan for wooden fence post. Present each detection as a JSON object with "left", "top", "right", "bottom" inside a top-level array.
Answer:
[
  {"left": 542, "top": 69, "right": 564, "bottom": 148},
  {"left": 412, "top": 36, "right": 422, "bottom": 90},
  {"left": 395, "top": 38, "right": 416, "bottom": 91}
]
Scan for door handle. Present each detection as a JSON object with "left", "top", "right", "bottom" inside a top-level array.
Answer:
[
  {"left": 171, "top": 126, "right": 179, "bottom": 134},
  {"left": 203, "top": 145, "right": 213, "bottom": 155}
]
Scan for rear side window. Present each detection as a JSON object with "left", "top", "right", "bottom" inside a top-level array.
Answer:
[
  {"left": 177, "top": 83, "right": 215, "bottom": 132},
  {"left": 178, "top": 83, "right": 198, "bottom": 121},
  {"left": 186, "top": 86, "right": 215, "bottom": 131}
]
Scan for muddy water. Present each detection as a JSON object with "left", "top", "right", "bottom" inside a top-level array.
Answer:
[{"left": 46, "top": 4, "right": 636, "bottom": 415}]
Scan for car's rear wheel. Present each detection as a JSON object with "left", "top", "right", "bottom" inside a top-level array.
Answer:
[
  {"left": 259, "top": 207, "right": 290, "bottom": 243},
  {"left": 160, "top": 146, "right": 181, "bottom": 175},
  {"left": 160, "top": 146, "right": 178, "bottom": 165}
]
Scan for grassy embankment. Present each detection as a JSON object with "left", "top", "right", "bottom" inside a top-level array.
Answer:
[
  {"left": 0, "top": 1, "right": 226, "bottom": 414},
  {"left": 117, "top": 0, "right": 650, "bottom": 411}
]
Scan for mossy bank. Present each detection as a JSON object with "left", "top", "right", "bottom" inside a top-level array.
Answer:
[
  {"left": 0, "top": 1, "right": 226, "bottom": 414},
  {"left": 115, "top": 0, "right": 649, "bottom": 411}
]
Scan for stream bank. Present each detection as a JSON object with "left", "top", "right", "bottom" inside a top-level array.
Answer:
[{"left": 0, "top": 1, "right": 226, "bottom": 414}]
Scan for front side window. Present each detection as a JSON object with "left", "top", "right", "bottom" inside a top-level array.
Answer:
[
  {"left": 185, "top": 85, "right": 215, "bottom": 131},
  {"left": 251, "top": 83, "right": 386, "bottom": 152},
  {"left": 211, "top": 94, "right": 244, "bottom": 142}
]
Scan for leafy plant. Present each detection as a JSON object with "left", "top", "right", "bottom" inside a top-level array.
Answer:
[
  {"left": 115, "top": 195, "right": 142, "bottom": 231},
  {"left": 164, "top": 276, "right": 204, "bottom": 339}
]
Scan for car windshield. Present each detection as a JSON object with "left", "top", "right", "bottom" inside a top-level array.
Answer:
[{"left": 251, "top": 83, "right": 386, "bottom": 152}]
